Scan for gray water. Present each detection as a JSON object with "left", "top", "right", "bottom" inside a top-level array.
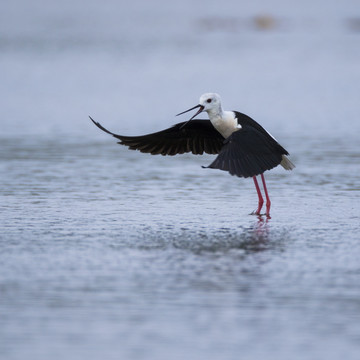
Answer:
[{"left": 1, "top": 1, "right": 360, "bottom": 359}]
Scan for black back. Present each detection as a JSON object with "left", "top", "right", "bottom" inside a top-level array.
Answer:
[
  {"left": 234, "top": 111, "right": 289, "bottom": 156},
  {"left": 204, "top": 112, "right": 289, "bottom": 178}
]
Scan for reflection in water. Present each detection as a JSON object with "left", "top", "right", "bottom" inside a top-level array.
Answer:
[
  {"left": 247, "top": 215, "right": 271, "bottom": 245},
  {"left": 166, "top": 216, "right": 283, "bottom": 255}
]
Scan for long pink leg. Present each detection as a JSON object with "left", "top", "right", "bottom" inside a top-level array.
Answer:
[
  {"left": 252, "top": 176, "right": 264, "bottom": 215},
  {"left": 260, "top": 173, "right": 271, "bottom": 217}
]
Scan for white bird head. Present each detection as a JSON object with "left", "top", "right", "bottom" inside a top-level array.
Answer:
[
  {"left": 198, "top": 93, "right": 222, "bottom": 112},
  {"left": 176, "top": 93, "right": 223, "bottom": 128}
]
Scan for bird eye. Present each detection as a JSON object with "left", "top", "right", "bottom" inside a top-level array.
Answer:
[{"left": 207, "top": 99, "right": 212, "bottom": 103}]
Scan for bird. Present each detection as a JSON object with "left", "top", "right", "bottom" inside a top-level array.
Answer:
[{"left": 90, "top": 93, "right": 295, "bottom": 217}]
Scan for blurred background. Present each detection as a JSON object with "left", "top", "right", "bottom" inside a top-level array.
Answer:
[
  {"left": 1, "top": 0, "right": 359, "bottom": 138},
  {"left": 1, "top": 1, "right": 360, "bottom": 360}
]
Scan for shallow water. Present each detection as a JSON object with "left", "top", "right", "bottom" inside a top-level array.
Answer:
[
  {"left": 1, "top": 134, "right": 360, "bottom": 360},
  {"left": 1, "top": 1, "right": 360, "bottom": 359}
]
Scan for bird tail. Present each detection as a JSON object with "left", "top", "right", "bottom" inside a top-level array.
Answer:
[{"left": 280, "top": 155, "right": 295, "bottom": 170}]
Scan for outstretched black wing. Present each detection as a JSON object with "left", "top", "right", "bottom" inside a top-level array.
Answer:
[
  {"left": 204, "top": 126, "right": 287, "bottom": 178},
  {"left": 90, "top": 117, "right": 224, "bottom": 155}
]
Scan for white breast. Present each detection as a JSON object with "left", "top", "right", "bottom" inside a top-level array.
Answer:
[{"left": 210, "top": 111, "right": 239, "bottom": 139}]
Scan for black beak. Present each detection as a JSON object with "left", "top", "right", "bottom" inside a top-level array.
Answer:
[{"left": 176, "top": 104, "right": 204, "bottom": 129}]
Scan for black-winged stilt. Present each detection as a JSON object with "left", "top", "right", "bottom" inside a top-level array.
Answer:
[{"left": 90, "top": 93, "right": 295, "bottom": 217}]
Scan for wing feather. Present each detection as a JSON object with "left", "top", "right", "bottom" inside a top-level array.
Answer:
[{"left": 90, "top": 117, "right": 224, "bottom": 156}]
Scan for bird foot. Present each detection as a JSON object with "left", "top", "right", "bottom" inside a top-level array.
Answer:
[{"left": 249, "top": 211, "right": 271, "bottom": 219}]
